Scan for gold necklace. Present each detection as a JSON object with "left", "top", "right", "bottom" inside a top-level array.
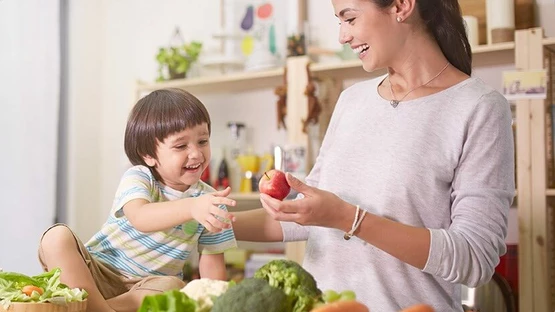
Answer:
[{"left": 388, "top": 62, "right": 450, "bottom": 108}]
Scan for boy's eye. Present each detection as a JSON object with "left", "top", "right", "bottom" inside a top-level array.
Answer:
[
  {"left": 199, "top": 139, "right": 209, "bottom": 145},
  {"left": 175, "top": 145, "right": 187, "bottom": 149}
]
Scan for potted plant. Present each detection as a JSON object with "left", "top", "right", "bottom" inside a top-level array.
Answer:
[{"left": 155, "top": 41, "right": 202, "bottom": 81}]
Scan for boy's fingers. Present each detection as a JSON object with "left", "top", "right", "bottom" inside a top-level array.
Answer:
[
  {"left": 213, "top": 209, "right": 236, "bottom": 223},
  {"left": 207, "top": 216, "right": 232, "bottom": 230},
  {"left": 214, "top": 197, "right": 236, "bottom": 207},
  {"left": 212, "top": 186, "right": 232, "bottom": 197}
]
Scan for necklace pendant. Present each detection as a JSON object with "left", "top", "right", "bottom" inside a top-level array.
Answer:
[{"left": 390, "top": 100, "right": 399, "bottom": 108}]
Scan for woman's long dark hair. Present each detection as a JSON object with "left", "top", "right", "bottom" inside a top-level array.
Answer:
[{"left": 373, "top": 0, "right": 472, "bottom": 75}]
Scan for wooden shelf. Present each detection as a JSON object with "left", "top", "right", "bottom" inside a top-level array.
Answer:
[
  {"left": 546, "top": 189, "right": 555, "bottom": 196},
  {"left": 135, "top": 39, "right": 555, "bottom": 96},
  {"left": 136, "top": 67, "right": 284, "bottom": 94},
  {"left": 544, "top": 37, "right": 555, "bottom": 50}
]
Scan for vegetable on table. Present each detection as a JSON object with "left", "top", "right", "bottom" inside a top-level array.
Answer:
[
  {"left": 137, "top": 290, "right": 196, "bottom": 312},
  {"left": 21, "top": 285, "right": 43, "bottom": 297},
  {"left": 0, "top": 268, "right": 88, "bottom": 310},
  {"left": 310, "top": 300, "right": 370, "bottom": 312},
  {"left": 211, "top": 278, "right": 291, "bottom": 312},
  {"left": 180, "top": 278, "right": 232, "bottom": 312},
  {"left": 254, "top": 259, "right": 322, "bottom": 312}
]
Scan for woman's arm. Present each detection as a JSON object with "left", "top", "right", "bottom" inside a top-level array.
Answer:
[
  {"left": 260, "top": 179, "right": 431, "bottom": 269},
  {"left": 232, "top": 208, "right": 284, "bottom": 242},
  {"left": 198, "top": 253, "right": 227, "bottom": 280}
]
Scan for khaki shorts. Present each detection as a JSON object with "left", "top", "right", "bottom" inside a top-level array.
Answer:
[{"left": 38, "top": 224, "right": 185, "bottom": 300}]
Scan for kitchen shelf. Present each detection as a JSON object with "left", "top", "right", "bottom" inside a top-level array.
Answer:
[
  {"left": 229, "top": 192, "right": 260, "bottom": 201},
  {"left": 135, "top": 39, "right": 555, "bottom": 96}
]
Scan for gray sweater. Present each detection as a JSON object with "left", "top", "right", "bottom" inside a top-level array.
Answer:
[{"left": 281, "top": 76, "right": 515, "bottom": 311}]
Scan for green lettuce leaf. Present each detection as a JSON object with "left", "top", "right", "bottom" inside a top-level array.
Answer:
[
  {"left": 0, "top": 268, "right": 88, "bottom": 310},
  {"left": 138, "top": 290, "right": 197, "bottom": 312}
]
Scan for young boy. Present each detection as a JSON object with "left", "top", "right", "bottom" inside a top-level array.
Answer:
[{"left": 38, "top": 88, "right": 237, "bottom": 312}]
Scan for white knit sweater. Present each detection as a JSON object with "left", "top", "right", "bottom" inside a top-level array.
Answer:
[{"left": 281, "top": 75, "right": 515, "bottom": 312}]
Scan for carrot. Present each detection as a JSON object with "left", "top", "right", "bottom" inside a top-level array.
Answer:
[
  {"left": 400, "top": 304, "right": 435, "bottom": 312},
  {"left": 21, "top": 285, "right": 44, "bottom": 296},
  {"left": 311, "top": 300, "right": 370, "bottom": 312}
]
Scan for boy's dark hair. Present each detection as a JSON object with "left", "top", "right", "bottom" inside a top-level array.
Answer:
[{"left": 124, "top": 88, "right": 211, "bottom": 167}]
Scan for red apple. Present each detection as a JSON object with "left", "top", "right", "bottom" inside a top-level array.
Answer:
[{"left": 258, "top": 169, "right": 291, "bottom": 200}]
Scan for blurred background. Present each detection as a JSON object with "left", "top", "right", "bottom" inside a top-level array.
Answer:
[{"left": 1, "top": 0, "right": 551, "bottom": 291}]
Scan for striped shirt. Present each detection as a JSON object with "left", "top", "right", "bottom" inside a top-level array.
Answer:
[{"left": 85, "top": 165, "right": 237, "bottom": 278}]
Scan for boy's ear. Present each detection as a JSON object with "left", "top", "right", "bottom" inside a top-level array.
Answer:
[{"left": 143, "top": 154, "right": 157, "bottom": 167}]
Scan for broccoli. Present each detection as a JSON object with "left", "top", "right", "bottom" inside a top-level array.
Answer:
[
  {"left": 211, "top": 278, "right": 291, "bottom": 312},
  {"left": 254, "top": 260, "right": 322, "bottom": 312}
]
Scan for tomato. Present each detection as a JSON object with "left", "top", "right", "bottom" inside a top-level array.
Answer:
[{"left": 21, "top": 285, "right": 44, "bottom": 296}]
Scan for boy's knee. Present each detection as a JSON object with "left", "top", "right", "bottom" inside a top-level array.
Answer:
[
  {"left": 40, "top": 225, "right": 76, "bottom": 252},
  {"left": 133, "top": 276, "right": 186, "bottom": 293}
]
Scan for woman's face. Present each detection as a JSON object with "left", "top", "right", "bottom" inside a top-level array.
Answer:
[{"left": 332, "top": 0, "right": 400, "bottom": 72}]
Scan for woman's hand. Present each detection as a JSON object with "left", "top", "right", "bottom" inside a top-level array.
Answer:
[
  {"left": 191, "top": 187, "right": 236, "bottom": 232},
  {"left": 260, "top": 173, "right": 353, "bottom": 230}
]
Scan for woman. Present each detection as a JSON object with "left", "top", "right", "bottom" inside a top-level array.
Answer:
[{"left": 234, "top": 0, "right": 514, "bottom": 311}]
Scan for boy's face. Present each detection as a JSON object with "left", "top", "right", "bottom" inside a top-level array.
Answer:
[{"left": 143, "top": 123, "right": 211, "bottom": 192}]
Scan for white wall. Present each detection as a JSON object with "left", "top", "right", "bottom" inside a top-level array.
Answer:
[{"left": 0, "top": 0, "right": 60, "bottom": 275}]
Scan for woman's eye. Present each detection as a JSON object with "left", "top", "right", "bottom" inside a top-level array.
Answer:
[{"left": 345, "top": 18, "right": 355, "bottom": 24}]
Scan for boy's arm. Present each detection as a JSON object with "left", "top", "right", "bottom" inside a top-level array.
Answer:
[
  {"left": 122, "top": 188, "right": 235, "bottom": 233},
  {"left": 198, "top": 253, "right": 227, "bottom": 280}
]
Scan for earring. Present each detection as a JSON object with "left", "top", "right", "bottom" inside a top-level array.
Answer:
[{"left": 396, "top": 16, "right": 402, "bottom": 23}]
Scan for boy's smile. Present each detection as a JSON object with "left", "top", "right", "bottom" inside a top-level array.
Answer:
[{"left": 143, "top": 123, "right": 211, "bottom": 192}]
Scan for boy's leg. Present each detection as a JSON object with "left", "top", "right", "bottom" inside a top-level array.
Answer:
[
  {"left": 38, "top": 224, "right": 124, "bottom": 312},
  {"left": 106, "top": 276, "right": 186, "bottom": 312}
]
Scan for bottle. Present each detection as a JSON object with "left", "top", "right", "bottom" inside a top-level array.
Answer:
[
  {"left": 214, "top": 158, "right": 230, "bottom": 190},
  {"left": 200, "top": 161, "right": 211, "bottom": 186},
  {"left": 226, "top": 122, "right": 246, "bottom": 192}
]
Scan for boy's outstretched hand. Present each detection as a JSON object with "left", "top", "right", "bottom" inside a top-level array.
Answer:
[{"left": 192, "top": 187, "right": 236, "bottom": 233}]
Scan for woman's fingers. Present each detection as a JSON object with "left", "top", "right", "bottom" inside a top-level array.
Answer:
[{"left": 260, "top": 193, "right": 302, "bottom": 222}]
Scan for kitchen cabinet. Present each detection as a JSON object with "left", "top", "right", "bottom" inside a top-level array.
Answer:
[{"left": 134, "top": 30, "right": 555, "bottom": 311}]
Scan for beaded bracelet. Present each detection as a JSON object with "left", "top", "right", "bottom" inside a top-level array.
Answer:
[{"left": 344, "top": 205, "right": 367, "bottom": 240}]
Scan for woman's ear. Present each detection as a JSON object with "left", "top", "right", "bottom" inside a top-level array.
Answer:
[
  {"left": 143, "top": 154, "right": 157, "bottom": 167},
  {"left": 392, "top": 0, "right": 416, "bottom": 23}
]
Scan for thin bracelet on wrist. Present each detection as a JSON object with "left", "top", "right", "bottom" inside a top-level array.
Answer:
[{"left": 344, "top": 205, "right": 367, "bottom": 240}]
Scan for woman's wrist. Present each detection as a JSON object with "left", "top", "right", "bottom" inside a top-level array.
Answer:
[{"left": 337, "top": 203, "right": 357, "bottom": 232}]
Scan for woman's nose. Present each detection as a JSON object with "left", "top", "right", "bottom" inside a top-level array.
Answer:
[{"left": 339, "top": 29, "right": 353, "bottom": 45}]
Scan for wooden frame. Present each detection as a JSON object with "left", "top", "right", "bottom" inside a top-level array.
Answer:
[{"left": 514, "top": 27, "right": 553, "bottom": 312}]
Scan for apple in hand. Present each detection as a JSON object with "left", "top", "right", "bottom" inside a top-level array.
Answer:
[{"left": 258, "top": 169, "right": 291, "bottom": 200}]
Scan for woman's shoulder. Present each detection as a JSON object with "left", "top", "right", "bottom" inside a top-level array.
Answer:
[{"left": 456, "top": 77, "right": 509, "bottom": 107}]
